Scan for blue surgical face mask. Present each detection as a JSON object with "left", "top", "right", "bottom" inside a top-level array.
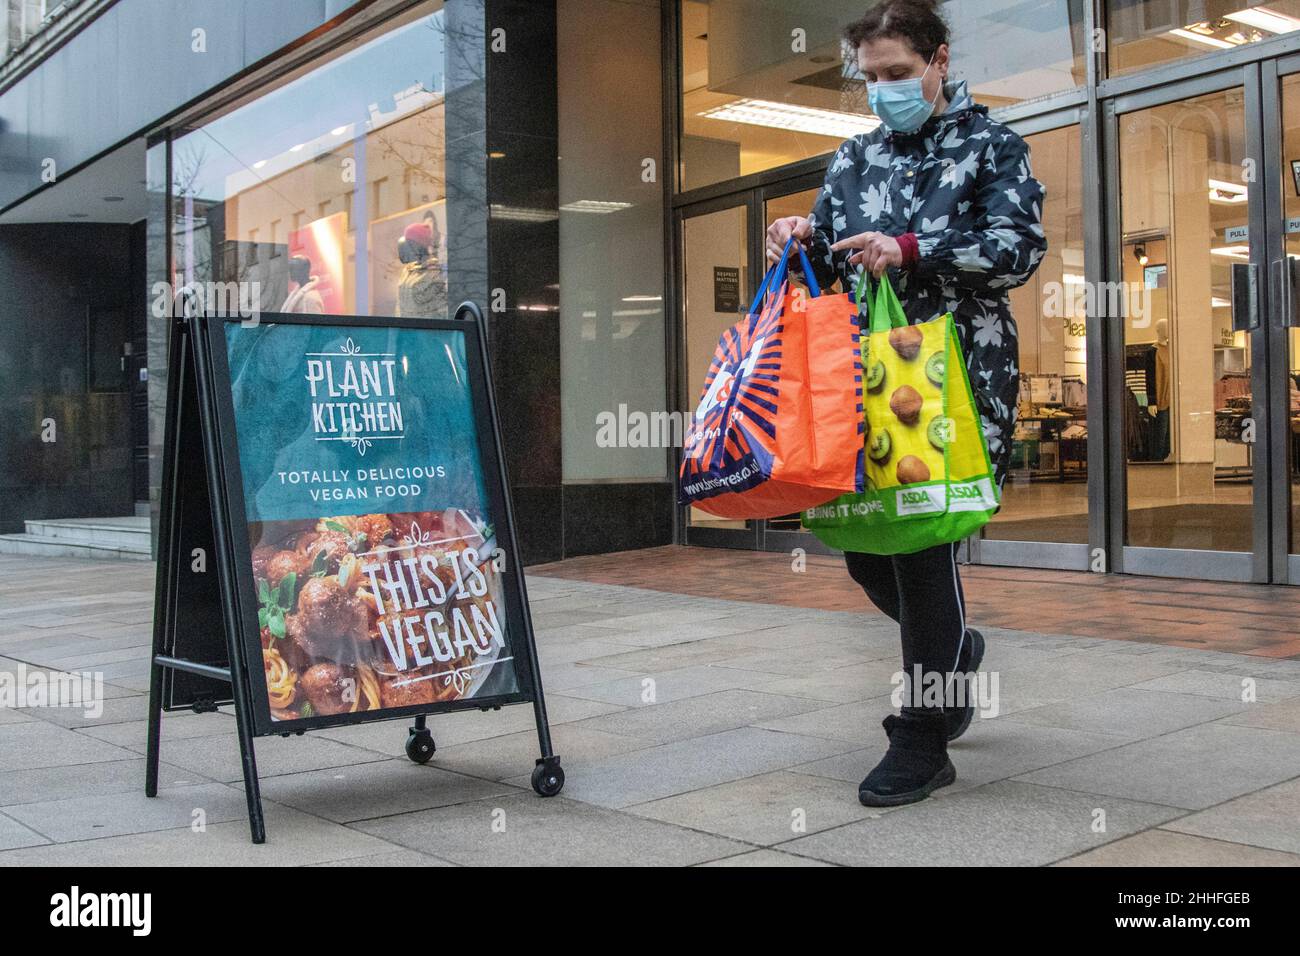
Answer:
[{"left": 867, "top": 50, "right": 940, "bottom": 134}]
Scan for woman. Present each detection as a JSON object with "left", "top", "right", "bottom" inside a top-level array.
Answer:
[{"left": 768, "top": 0, "right": 1046, "bottom": 807}]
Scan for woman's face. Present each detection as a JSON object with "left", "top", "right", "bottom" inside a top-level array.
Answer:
[{"left": 857, "top": 36, "right": 948, "bottom": 101}]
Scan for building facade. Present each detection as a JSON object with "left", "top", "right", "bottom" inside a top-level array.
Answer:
[{"left": 2, "top": 0, "right": 1300, "bottom": 587}]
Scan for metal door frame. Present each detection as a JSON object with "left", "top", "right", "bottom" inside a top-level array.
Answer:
[{"left": 1263, "top": 54, "right": 1300, "bottom": 584}]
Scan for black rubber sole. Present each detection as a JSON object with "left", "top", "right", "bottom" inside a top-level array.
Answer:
[
  {"left": 858, "top": 759, "right": 957, "bottom": 807},
  {"left": 946, "top": 627, "right": 986, "bottom": 742}
]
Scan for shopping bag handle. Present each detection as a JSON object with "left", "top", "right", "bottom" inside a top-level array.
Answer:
[
  {"left": 747, "top": 238, "right": 821, "bottom": 315},
  {"left": 856, "top": 268, "right": 908, "bottom": 333}
]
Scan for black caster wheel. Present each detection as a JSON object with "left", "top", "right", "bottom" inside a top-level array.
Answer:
[
  {"left": 531, "top": 762, "right": 564, "bottom": 797},
  {"left": 405, "top": 729, "right": 435, "bottom": 764}
]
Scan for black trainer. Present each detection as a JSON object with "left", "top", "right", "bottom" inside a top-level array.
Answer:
[
  {"left": 858, "top": 712, "right": 956, "bottom": 807},
  {"left": 945, "top": 626, "right": 985, "bottom": 742}
]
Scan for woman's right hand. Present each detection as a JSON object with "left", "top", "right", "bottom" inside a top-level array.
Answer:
[{"left": 766, "top": 216, "right": 813, "bottom": 264}]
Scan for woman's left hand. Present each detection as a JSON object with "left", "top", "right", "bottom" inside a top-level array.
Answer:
[{"left": 830, "top": 232, "right": 902, "bottom": 277}]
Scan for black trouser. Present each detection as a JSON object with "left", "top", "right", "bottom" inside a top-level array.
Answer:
[{"left": 845, "top": 542, "right": 967, "bottom": 719}]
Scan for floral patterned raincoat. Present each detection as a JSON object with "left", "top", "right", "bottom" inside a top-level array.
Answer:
[{"left": 799, "top": 78, "right": 1047, "bottom": 486}]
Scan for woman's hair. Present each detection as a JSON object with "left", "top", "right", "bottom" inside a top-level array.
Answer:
[{"left": 844, "top": 0, "right": 950, "bottom": 62}]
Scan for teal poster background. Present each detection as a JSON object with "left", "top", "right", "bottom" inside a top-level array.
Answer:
[
  {"left": 222, "top": 320, "right": 521, "bottom": 715},
  {"left": 224, "top": 322, "right": 489, "bottom": 522}
]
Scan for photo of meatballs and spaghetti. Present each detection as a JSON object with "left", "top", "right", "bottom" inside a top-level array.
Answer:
[{"left": 250, "top": 509, "right": 508, "bottom": 721}]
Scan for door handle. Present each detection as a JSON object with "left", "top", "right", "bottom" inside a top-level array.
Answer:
[
  {"left": 1272, "top": 256, "right": 1299, "bottom": 328},
  {"left": 1231, "top": 261, "right": 1259, "bottom": 332}
]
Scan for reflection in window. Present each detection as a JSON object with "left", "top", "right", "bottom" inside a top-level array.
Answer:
[
  {"left": 558, "top": 0, "right": 667, "bottom": 481},
  {"left": 1107, "top": 1, "right": 1300, "bottom": 76},
  {"left": 172, "top": 2, "right": 451, "bottom": 320},
  {"left": 990, "top": 125, "right": 1089, "bottom": 545},
  {"left": 678, "top": 0, "right": 1085, "bottom": 193}
]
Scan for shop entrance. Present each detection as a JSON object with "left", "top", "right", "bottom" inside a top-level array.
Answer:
[
  {"left": 675, "top": 148, "right": 1095, "bottom": 567},
  {"left": 0, "top": 139, "right": 150, "bottom": 558},
  {"left": 1105, "top": 59, "right": 1300, "bottom": 584}
]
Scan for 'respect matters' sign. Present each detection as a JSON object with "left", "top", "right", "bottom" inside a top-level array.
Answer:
[{"left": 222, "top": 321, "right": 521, "bottom": 724}]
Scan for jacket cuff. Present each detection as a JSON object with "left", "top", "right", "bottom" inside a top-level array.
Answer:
[{"left": 897, "top": 232, "right": 919, "bottom": 268}]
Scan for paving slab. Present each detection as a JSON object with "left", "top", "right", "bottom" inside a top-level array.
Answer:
[
  {"left": 570, "top": 688, "right": 829, "bottom": 745},
  {"left": 427, "top": 724, "right": 654, "bottom": 781},
  {"left": 1215, "top": 697, "right": 1300, "bottom": 734},
  {"left": 0, "top": 812, "right": 50, "bottom": 850},
  {"left": 788, "top": 747, "right": 880, "bottom": 785},
  {"left": 0, "top": 804, "right": 401, "bottom": 866},
  {"left": 757, "top": 697, "right": 899, "bottom": 743},
  {"left": 315, "top": 694, "right": 625, "bottom": 755},
  {"left": 0, "top": 721, "right": 140, "bottom": 772},
  {"left": 1002, "top": 686, "right": 1248, "bottom": 739},
  {"left": 628, "top": 770, "right": 873, "bottom": 845},
  {"left": 985, "top": 655, "right": 1189, "bottom": 715},
  {"left": 17, "top": 692, "right": 150, "bottom": 730},
  {"left": 0, "top": 758, "right": 206, "bottom": 807},
  {"left": 1056, "top": 828, "right": 1300, "bottom": 867},
  {"left": 0, "top": 707, "right": 34, "bottom": 725},
  {"left": 258, "top": 759, "right": 520, "bottom": 823},
  {"left": 510, "top": 726, "right": 857, "bottom": 809},
  {"left": 146, "top": 731, "right": 391, "bottom": 783},
  {"left": 738, "top": 660, "right": 908, "bottom": 704},
  {"left": 77, "top": 710, "right": 237, "bottom": 748},
  {"left": 699, "top": 849, "right": 833, "bottom": 867},
  {"left": 1127, "top": 668, "right": 1300, "bottom": 703},
  {"left": 308, "top": 848, "right": 457, "bottom": 866},
  {"left": 352, "top": 791, "right": 748, "bottom": 867},
  {"left": 2, "top": 783, "right": 250, "bottom": 842},
  {"left": 709, "top": 640, "right": 897, "bottom": 676},
  {"left": 945, "top": 718, "right": 1133, "bottom": 786},
  {"left": 1014, "top": 723, "right": 1300, "bottom": 810},
  {"left": 1160, "top": 777, "right": 1300, "bottom": 855},
  {"left": 780, "top": 779, "right": 1182, "bottom": 866},
  {"left": 558, "top": 662, "right": 781, "bottom": 708}
]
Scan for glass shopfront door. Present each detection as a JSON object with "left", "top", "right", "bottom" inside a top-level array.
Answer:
[{"left": 1109, "top": 60, "right": 1300, "bottom": 584}]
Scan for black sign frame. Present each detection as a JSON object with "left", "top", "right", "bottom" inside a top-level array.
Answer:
[{"left": 145, "top": 303, "right": 563, "bottom": 844}]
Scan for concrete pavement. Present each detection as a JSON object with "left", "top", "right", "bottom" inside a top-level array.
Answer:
[{"left": 1, "top": 553, "right": 1299, "bottom": 866}]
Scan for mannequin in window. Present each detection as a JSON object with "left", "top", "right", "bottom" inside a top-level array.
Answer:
[
  {"left": 280, "top": 255, "right": 325, "bottom": 314},
  {"left": 1152, "top": 318, "right": 1171, "bottom": 460},
  {"left": 395, "top": 216, "right": 448, "bottom": 318}
]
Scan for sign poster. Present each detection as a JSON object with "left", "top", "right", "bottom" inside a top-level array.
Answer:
[
  {"left": 222, "top": 321, "right": 520, "bottom": 722},
  {"left": 714, "top": 266, "right": 740, "bottom": 314}
]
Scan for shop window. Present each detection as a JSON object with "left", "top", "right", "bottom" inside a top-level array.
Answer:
[
  {"left": 677, "top": 0, "right": 1085, "bottom": 194},
  {"left": 988, "top": 124, "right": 1090, "bottom": 545},
  {"left": 172, "top": 1, "right": 454, "bottom": 321},
  {"left": 558, "top": 0, "right": 667, "bottom": 481},
  {"left": 1106, "top": 1, "right": 1300, "bottom": 77}
]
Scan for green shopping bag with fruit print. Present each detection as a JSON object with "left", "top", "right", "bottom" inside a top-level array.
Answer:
[{"left": 802, "top": 272, "right": 999, "bottom": 555}]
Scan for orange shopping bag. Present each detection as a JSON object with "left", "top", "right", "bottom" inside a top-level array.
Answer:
[{"left": 678, "top": 239, "right": 863, "bottom": 519}]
